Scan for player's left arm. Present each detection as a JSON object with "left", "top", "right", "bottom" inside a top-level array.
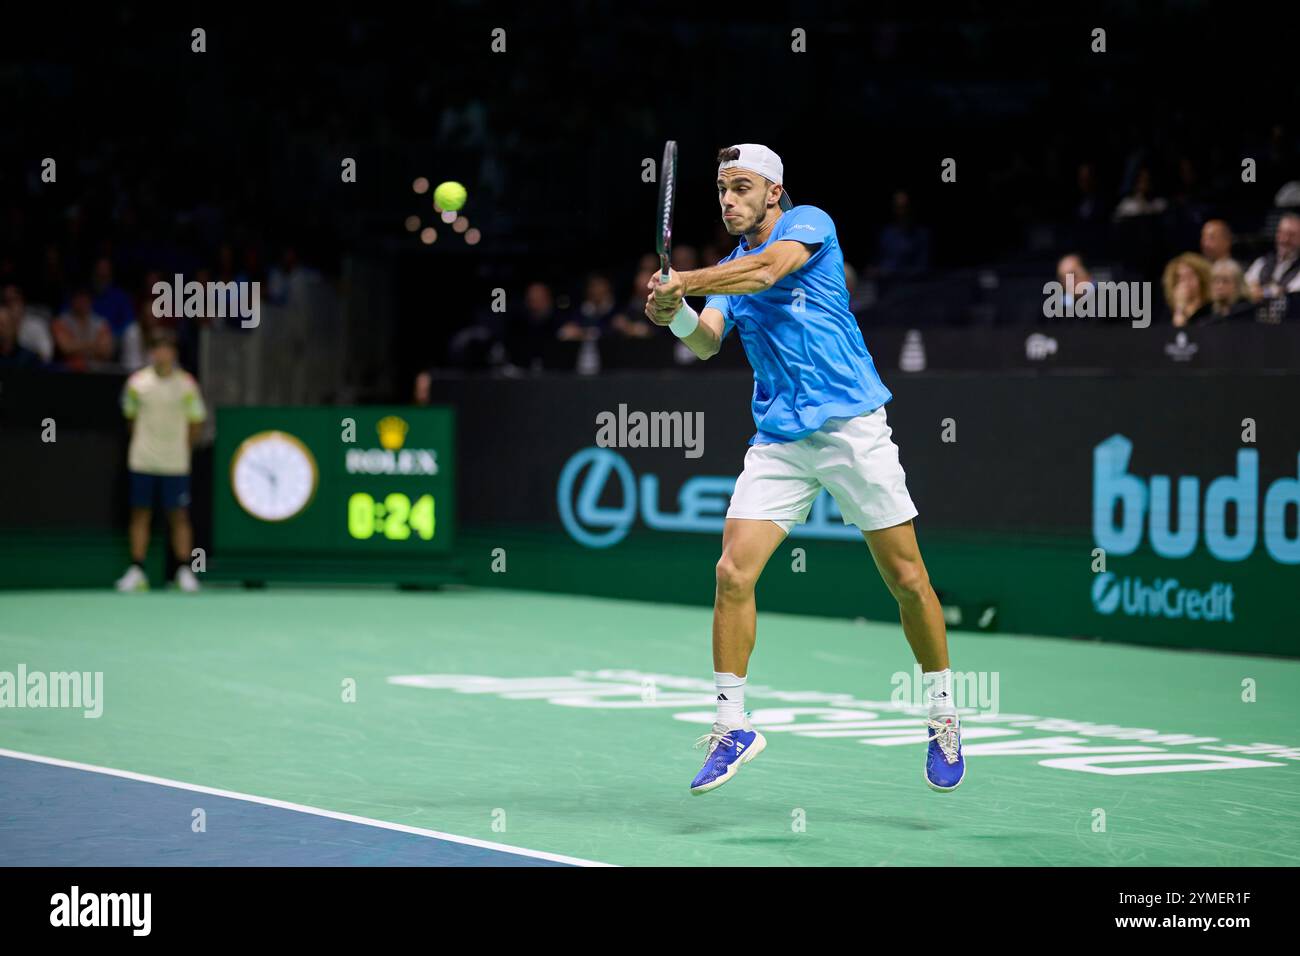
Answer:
[
  {"left": 651, "top": 240, "right": 817, "bottom": 315},
  {"left": 685, "top": 240, "right": 815, "bottom": 296},
  {"left": 184, "top": 375, "right": 207, "bottom": 448}
]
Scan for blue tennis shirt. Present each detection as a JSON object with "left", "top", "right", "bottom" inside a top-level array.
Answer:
[{"left": 704, "top": 205, "right": 892, "bottom": 444}]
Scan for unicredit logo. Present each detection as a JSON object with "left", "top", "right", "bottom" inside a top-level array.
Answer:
[
  {"left": 1093, "top": 435, "right": 1300, "bottom": 564},
  {"left": 1091, "top": 571, "right": 1235, "bottom": 622}
]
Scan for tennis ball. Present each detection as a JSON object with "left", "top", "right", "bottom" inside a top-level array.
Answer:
[{"left": 434, "top": 181, "right": 467, "bottom": 212}]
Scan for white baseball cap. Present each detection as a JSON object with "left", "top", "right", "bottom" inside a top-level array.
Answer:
[{"left": 718, "top": 143, "right": 794, "bottom": 210}]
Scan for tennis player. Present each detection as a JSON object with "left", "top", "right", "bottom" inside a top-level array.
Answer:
[{"left": 646, "top": 144, "right": 964, "bottom": 794}]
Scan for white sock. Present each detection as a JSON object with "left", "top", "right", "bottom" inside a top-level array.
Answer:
[
  {"left": 924, "top": 668, "right": 957, "bottom": 718},
  {"left": 714, "top": 671, "right": 746, "bottom": 727}
]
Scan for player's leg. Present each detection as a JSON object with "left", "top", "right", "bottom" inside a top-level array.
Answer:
[
  {"left": 690, "top": 440, "right": 820, "bottom": 795},
  {"left": 863, "top": 520, "right": 963, "bottom": 790},
  {"left": 818, "top": 408, "right": 965, "bottom": 790},
  {"left": 862, "top": 520, "right": 946, "bottom": 673},
  {"left": 129, "top": 508, "right": 152, "bottom": 566},
  {"left": 165, "top": 476, "right": 199, "bottom": 592},
  {"left": 689, "top": 518, "right": 787, "bottom": 795},
  {"left": 713, "top": 516, "right": 789, "bottom": 678},
  {"left": 116, "top": 472, "right": 153, "bottom": 591}
]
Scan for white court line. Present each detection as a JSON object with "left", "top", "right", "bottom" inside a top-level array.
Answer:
[{"left": 0, "top": 748, "right": 613, "bottom": 868}]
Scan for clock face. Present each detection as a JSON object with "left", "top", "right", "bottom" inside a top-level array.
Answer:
[{"left": 231, "top": 431, "right": 319, "bottom": 521}]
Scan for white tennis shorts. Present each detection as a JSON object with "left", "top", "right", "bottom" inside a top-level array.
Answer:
[{"left": 726, "top": 406, "right": 918, "bottom": 534}]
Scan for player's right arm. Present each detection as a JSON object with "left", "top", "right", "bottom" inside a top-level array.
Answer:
[
  {"left": 121, "top": 376, "right": 139, "bottom": 436},
  {"left": 644, "top": 294, "right": 725, "bottom": 360}
]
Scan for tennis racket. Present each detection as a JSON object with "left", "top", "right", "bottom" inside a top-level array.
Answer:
[{"left": 656, "top": 140, "right": 678, "bottom": 282}]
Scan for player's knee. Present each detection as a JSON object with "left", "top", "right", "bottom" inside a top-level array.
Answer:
[
  {"left": 884, "top": 560, "right": 930, "bottom": 605},
  {"left": 715, "top": 553, "right": 757, "bottom": 599}
]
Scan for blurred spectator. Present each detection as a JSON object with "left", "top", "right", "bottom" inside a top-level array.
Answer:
[
  {"left": 611, "top": 260, "right": 656, "bottom": 338},
  {"left": 141, "top": 270, "right": 172, "bottom": 329},
  {"left": 0, "top": 303, "right": 42, "bottom": 368},
  {"left": 1113, "top": 166, "right": 1167, "bottom": 220},
  {"left": 1167, "top": 157, "right": 1209, "bottom": 239},
  {"left": 119, "top": 298, "right": 160, "bottom": 372},
  {"left": 1055, "top": 253, "right": 1095, "bottom": 313},
  {"left": 1206, "top": 259, "right": 1253, "bottom": 322},
  {"left": 671, "top": 244, "right": 700, "bottom": 273},
  {"left": 1162, "top": 253, "right": 1212, "bottom": 327},
  {"left": 33, "top": 244, "right": 68, "bottom": 308},
  {"left": 52, "top": 289, "right": 114, "bottom": 370},
  {"left": 212, "top": 244, "right": 246, "bottom": 329},
  {"left": 506, "top": 281, "right": 559, "bottom": 369},
  {"left": 3, "top": 284, "right": 54, "bottom": 362},
  {"left": 1200, "top": 219, "right": 1236, "bottom": 265},
  {"left": 1244, "top": 213, "right": 1300, "bottom": 302},
  {"left": 1074, "top": 162, "right": 1105, "bottom": 224},
  {"left": 843, "top": 261, "right": 875, "bottom": 315},
  {"left": 91, "top": 256, "right": 135, "bottom": 337},
  {"left": 1275, "top": 180, "right": 1300, "bottom": 208},
  {"left": 446, "top": 302, "right": 507, "bottom": 369},
  {"left": 413, "top": 369, "right": 433, "bottom": 405},
  {"left": 875, "top": 190, "right": 931, "bottom": 278},
  {"left": 559, "top": 273, "right": 616, "bottom": 341},
  {"left": 266, "top": 246, "right": 321, "bottom": 308}
]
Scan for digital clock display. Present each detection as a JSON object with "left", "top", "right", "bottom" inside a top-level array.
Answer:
[
  {"left": 348, "top": 492, "right": 436, "bottom": 540},
  {"left": 215, "top": 406, "right": 455, "bottom": 558}
]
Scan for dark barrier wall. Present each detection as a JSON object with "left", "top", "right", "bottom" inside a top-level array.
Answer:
[
  {"left": 3, "top": 366, "right": 1297, "bottom": 656},
  {"left": 538, "top": 321, "right": 1300, "bottom": 373},
  {"left": 0, "top": 368, "right": 128, "bottom": 530},
  {"left": 426, "top": 370, "right": 1300, "bottom": 656},
  {"left": 0, "top": 368, "right": 211, "bottom": 586}
]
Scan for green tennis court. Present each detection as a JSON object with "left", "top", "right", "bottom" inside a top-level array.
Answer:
[{"left": 1, "top": 588, "right": 1296, "bottom": 866}]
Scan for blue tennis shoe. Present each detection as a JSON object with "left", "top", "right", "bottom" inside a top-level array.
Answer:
[
  {"left": 690, "top": 719, "right": 766, "bottom": 795},
  {"left": 924, "top": 714, "right": 965, "bottom": 791}
]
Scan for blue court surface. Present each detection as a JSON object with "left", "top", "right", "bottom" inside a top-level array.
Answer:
[{"left": 0, "top": 753, "right": 592, "bottom": 867}]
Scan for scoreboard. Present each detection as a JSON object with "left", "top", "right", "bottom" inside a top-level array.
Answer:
[{"left": 213, "top": 406, "right": 457, "bottom": 582}]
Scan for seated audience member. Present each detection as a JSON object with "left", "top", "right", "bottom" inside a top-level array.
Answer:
[
  {"left": 671, "top": 244, "right": 700, "bottom": 273},
  {"left": 505, "top": 281, "right": 559, "bottom": 369},
  {"left": 3, "top": 284, "right": 54, "bottom": 362},
  {"left": 876, "top": 190, "right": 931, "bottom": 278},
  {"left": 1113, "top": 166, "right": 1168, "bottom": 220},
  {"left": 1162, "top": 253, "right": 1213, "bottom": 327},
  {"left": 841, "top": 261, "right": 877, "bottom": 316},
  {"left": 52, "top": 288, "right": 114, "bottom": 370},
  {"left": 559, "top": 273, "right": 616, "bottom": 341},
  {"left": 1204, "top": 259, "right": 1254, "bottom": 323},
  {"left": 91, "top": 256, "right": 135, "bottom": 338},
  {"left": 413, "top": 369, "right": 434, "bottom": 406},
  {"left": 611, "top": 261, "right": 656, "bottom": 338},
  {"left": 119, "top": 298, "right": 160, "bottom": 371},
  {"left": 0, "top": 303, "right": 42, "bottom": 368},
  {"left": 1052, "top": 253, "right": 1096, "bottom": 318},
  {"left": 1244, "top": 212, "right": 1300, "bottom": 302},
  {"left": 1200, "top": 219, "right": 1238, "bottom": 267},
  {"left": 1074, "top": 162, "right": 1106, "bottom": 224}
]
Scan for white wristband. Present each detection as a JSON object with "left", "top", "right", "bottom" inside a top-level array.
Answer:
[{"left": 668, "top": 302, "right": 699, "bottom": 338}]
